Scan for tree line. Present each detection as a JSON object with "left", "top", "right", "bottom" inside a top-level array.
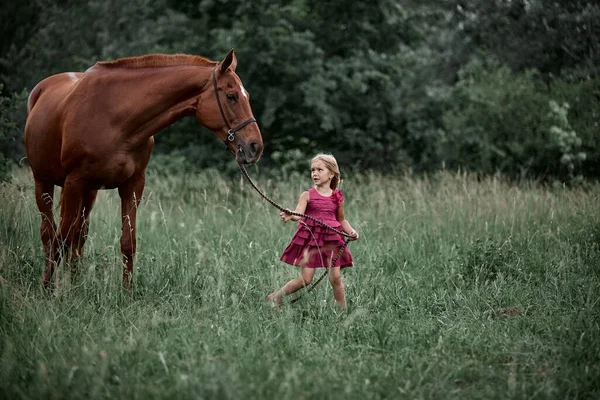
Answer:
[{"left": 1, "top": 0, "right": 599, "bottom": 182}]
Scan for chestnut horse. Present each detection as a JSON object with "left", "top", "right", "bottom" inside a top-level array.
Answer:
[{"left": 25, "top": 49, "right": 263, "bottom": 288}]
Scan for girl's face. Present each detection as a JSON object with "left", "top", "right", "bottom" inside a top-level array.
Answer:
[{"left": 311, "top": 160, "right": 334, "bottom": 188}]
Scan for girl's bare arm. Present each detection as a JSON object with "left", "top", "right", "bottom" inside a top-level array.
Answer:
[
  {"left": 336, "top": 201, "right": 359, "bottom": 238},
  {"left": 281, "top": 191, "right": 309, "bottom": 222}
]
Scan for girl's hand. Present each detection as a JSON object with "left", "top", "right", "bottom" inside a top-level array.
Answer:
[
  {"left": 280, "top": 209, "right": 293, "bottom": 223},
  {"left": 348, "top": 230, "right": 359, "bottom": 240}
]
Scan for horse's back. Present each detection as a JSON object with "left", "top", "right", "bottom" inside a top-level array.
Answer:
[
  {"left": 25, "top": 72, "right": 83, "bottom": 183},
  {"left": 27, "top": 72, "right": 83, "bottom": 113}
]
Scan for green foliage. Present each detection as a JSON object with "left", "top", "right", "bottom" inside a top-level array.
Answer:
[
  {"left": 548, "top": 76, "right": 600, "bottom": 177},
  {"left": 214, "top": 1, "right": 436, "bottom": 172},
  {"left": 547, "top": 101, "right": 586, "bottom": 178},
  {"left": 1, "top": 0, "right": 599, "bottom": 182},
  {"left": 445, "top": 0, "right": 600, "bottom": 78},
  {"left": 0, "top": 86, "right": 28, "bottom": 182},
  {"left": 0, "top": 0, "right": 193, "bottom": 93},
  {"left": 435, "top": 58, "right": 599, "bottom": 181}
]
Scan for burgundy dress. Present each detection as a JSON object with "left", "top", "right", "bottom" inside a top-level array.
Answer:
[{"left": 280, "top": 188, "right": 353, "bottom": 268}]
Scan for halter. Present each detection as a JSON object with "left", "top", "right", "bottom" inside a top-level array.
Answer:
[{"left": 212, "top": 68, "right": 257, "bottom": 145}]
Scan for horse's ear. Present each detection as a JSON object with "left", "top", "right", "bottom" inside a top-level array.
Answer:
[{"left": 219, "top": 49, "right": 237, "bottom": 74}]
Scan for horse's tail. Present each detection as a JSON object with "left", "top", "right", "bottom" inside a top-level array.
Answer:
[{"left": 27, "top": 84, "right": 42, "bottom": 115}]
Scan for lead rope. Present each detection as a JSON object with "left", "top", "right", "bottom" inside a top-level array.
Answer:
[{"left": 238, "top": 164, "right": 354, "bottom": 304}]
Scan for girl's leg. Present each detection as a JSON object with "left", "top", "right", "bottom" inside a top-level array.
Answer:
[
  {"left": 268, "top": 267, "right": 316, "bottom": 306},
  {"left": 329, "top": 267, "right": 346, "bottom": 309}
]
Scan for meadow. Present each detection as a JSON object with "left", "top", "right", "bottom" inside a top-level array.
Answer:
[{"left": 1, "top": 164, "right": 599, "bottom": 399}]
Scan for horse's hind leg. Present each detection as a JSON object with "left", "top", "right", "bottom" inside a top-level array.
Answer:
[
  {"left": 71, "top": 189, "right": 98, "bottom": 262},
  {"left": 55, "top": 179, "right": 90, "bottom": 281},
  {"left": 34, "top": 179, "right": 58, "bottom": 289},
  {"left": 68, "top": 189, "right": 98, "bottom": 281}
]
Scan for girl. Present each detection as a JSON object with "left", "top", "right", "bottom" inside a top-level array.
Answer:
[{"left": 267, "top": 154, "right": 358, "bottom": 309}]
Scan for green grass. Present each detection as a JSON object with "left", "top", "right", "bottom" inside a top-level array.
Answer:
[{"left": 1, "top": 165, "right": 599, "bottom": 399}]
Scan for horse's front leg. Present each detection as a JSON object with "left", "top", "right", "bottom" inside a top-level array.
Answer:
[{"left": 118, "top": 173, "right": 146, "bottom": 289}]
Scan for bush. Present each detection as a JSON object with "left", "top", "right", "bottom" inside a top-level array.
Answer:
[
  {"left": 435, "top": 58, "right": 598, "bottom": 183},
  {"left": 548, "top": 77, "right": 600, "bottom": 178},
  {"left": 0, "top": 85, "right": 27, "bottom": 182}
]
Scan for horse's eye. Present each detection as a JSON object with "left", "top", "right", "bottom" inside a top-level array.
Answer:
[{"left": 226, "top": 93, "right": 236, "bottom": 101}]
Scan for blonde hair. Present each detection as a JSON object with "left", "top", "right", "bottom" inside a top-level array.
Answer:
[{"left": 311, "top": 153, "right": 341, "bottom": 190}]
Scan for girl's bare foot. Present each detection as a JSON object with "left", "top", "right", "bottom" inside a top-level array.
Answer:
[{"left": 266, "top": 291, "right": 284, "bottom": 307}]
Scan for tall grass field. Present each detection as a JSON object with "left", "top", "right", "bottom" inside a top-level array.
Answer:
[{"left": 1, "top": 165, "right": 599, "bottom": 399}]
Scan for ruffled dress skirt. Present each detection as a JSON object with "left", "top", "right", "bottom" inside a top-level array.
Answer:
[{"left": 280, "top": 219, "right": 353, "bottom": 268}]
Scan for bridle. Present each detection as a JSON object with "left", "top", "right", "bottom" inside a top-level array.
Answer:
[
  {"left": 212, "top": 68, "right": 257, "bottom": 145},
  {"left": 238, "top": 164, "right": 357, "bottom": 304}
]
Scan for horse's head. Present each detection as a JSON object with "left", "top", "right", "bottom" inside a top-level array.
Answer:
[{"left": 196, "top": 49, "right": 263, "bottom": 164}]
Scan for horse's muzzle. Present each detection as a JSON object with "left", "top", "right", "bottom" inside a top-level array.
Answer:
[{"left": 236, "top": 141, "right": 263, "bottom": 164}]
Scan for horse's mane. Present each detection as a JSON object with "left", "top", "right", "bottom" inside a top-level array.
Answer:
[{"left": 96, "top": 54, "right": 216, "bottom": 69}]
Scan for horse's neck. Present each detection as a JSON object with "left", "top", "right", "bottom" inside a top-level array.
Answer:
[{"left": 97, "top": 66, "right": 211, "bottom": 142}]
